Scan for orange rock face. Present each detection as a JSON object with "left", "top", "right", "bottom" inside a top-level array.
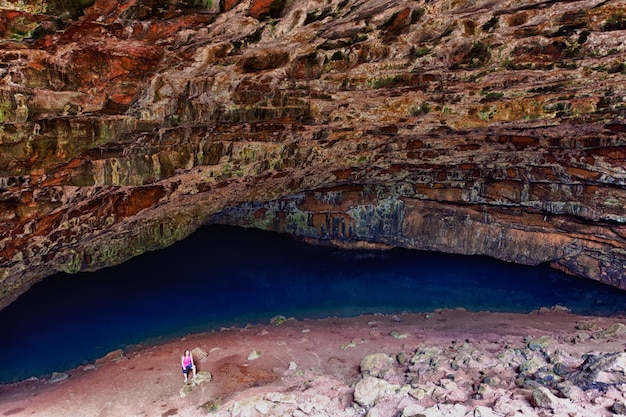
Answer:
[
  {"left": 249, "top": 0, "right": 284, "bottom": 19},
  {"left": 0, "top": 0, "right": 625, "bottom": 309}
]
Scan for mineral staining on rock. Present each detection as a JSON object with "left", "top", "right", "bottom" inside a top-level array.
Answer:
[{"left": 1, "top": 0, "right": 626, "bottom": 309}]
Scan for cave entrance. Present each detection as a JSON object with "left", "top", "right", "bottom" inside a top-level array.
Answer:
[{"left": 1, "top": 224, "right": 625, "bottom": 383}]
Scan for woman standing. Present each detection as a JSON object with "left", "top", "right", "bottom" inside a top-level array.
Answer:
[{"left": 181, "top": 349, "right": 196, "bottom": 383}]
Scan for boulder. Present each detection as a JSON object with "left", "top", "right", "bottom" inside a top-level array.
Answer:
[
  {"left": 526, "top": 335, "right": 556, "bottom": 351},
  {"left": 49, "top": 372, "right": 69, "bottom": 383},
  {"left": 409, "top": 346, "right": 443, "bottom": 368},
  {"left": 530, "top": 385, "right": 577, "bottom": 415},
  {"left": 557, "top": 382, "right": 586, "bottom": 402},
  {"left": 519, "top": 355, "right": 547, "bottom": 377},
  {"left": 195, "top": 371, "right": 212, "bottom": 383},
  {"left": 593, "top": 323, "right": 626, "bottom": 339},
  {"left": 613, "top": 401, "right": 626, "bottom": 415},
  {"left": 530, "top": 386, "right": 559, "bottom": 409},
  {"left": 191, "top": 347, "right": 208, "bottom": 361},
  {"left": 232, "top": 395, "right": 263, "bottom": 417},
  {"left": 247, "top": 350, "right": 262, "bottom": 360},
  {"left": 445, "top": 388, "right": 468, "bottom": 403},
  {"left": 95, "top": 349, "right": 124, "bottom": 365},
  {"left": 254, "top": 399, "right": 274, "bottom": 415},
  {"left": 360, "top": 353, "right": 395, "bottom": 378},
  {"left": 179, "top": 371, "right": 212, "bottom": 397},
  {"left": 401, "top": 403, "right": 425, "bottom": 417},
  {"left": 265, "top": 392, "right": 296, "bottom": 404},
  {"left": 354, "top": 376, "right": 399, "bottom": 407},
  {"left": 567, "top": 352, "right": 626, "bottom": 389}
]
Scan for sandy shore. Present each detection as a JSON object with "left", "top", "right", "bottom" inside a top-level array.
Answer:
[{"left": 1, "top": 308, "right": 626, "bottom": 417}]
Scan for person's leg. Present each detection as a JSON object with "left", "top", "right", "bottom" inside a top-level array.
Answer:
[{"left": 183, "top": 367, "right": 188, "bottom": 382}]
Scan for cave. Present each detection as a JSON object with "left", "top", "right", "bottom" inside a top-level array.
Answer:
[
  {"left": 1, "top": 0, "right": 626, "bottom": 414},
  {"left": 2, "top": 224, "right": 626, "bottom": 384}
]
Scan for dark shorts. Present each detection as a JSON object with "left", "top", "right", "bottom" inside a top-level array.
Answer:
[{"left": 182, "top": 364, "right": 194, "bottom": 374}]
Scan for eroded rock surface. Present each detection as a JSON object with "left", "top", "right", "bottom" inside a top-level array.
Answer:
[{"left": 1, "top": 0, "right": 626, "bottom": 309}]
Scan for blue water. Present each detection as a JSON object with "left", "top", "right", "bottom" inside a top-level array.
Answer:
[{"left": 1, "top": 224, "right": 626, "bottom": 384}]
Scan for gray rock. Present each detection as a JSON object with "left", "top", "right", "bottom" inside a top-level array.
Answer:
[
  {"left": 410, "top": 346, "right": 443, "bottom": 366},
  {"left": 593, "top": 323, "right": 626, "bottom": 339},
  {"left": 195, "top": 371, "right": 212, "bottom": 383},
  {"left": 408, "top": 387, "right": 429, "bottom": 400},
  {"left": 49, "top": 372, "right": 69, "bottom": 383},
  {"left": 265, "top": 392, "right": 296, "bottom": 404},
  {"left": 497, "top": 348, "right": 526, "bottom": 368},
  {"left": 366, "top": 409, "right": 382, "bottom": 417},
  {"left": 519, "top": 355, "right": 546, "bottom": 376},
  {"left": 401, "top": 403, "right": 425, "bottom": 417},
  {"left": 179, "top": 371, "right": 212, "bottom": 397},
  {"left": 247, "top": 350, "right": 261, "bottom": 360},
  {"left": 567, "top": 352, "right": 626, "bottom": 389},
  {"left": 557, "top": 382, "right": 586, "bottom": 402},
  {"left": 300, "top": 394, "right": 330, "bottom": 413},
  {"left": 390, "top": 330, "right": 408, "bottom": 339},
  {"left": 360, "top": 353, "right": 395, "bottom": 378},
  {"left": 95, "top": 349, "right": 124, "bottom": 365},
  {"left": 530, "top": 386, "right": 559, "bottom": 410},
  {"left": 526, "top": 335, "right": 555, "bottom": 351},
  {"left": 354, "top": 376, "right": 399, "bottom": 407},
  {"left": 418, "top": 404, "right": 469, "bottom": 416},
  {"left": 613, "top": 401, "right": 626, "bottom": 415},
  {"left": 473, "top": 405, "right": 502, "bottom": 417},
  {"left": 533, "top": 369, "right": 562, "bottom": 387},
  {"left": 576, "top": 322, "right": 599, "bottom": 331},
  {"left": 231, "top": 395, "right": 263, "bottom": 417},
  {"left": 397, "top": 352, "right": 409, "bottom": 365},
  {"left": 446, "top": 388, "right": 468, "bottom": 403},
  {"left": 254, "top": 399, "right": 274, "bottom": 415}
]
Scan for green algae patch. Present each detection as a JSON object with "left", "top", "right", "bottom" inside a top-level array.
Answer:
[
  {"left": 200, "top": 397, "right": 222, "bottom": 413},
  {"left": 390, "top": 330, "right": 408, "bottom": 339},
  {"left": 9, "top": 17, "right": 39, "bottom": 40},
  {"left": 56, "top": 250, "right": 83, "bottom": 275},
  {"left": 0, "top": 101, "right": 11, "bottom": 123},
  {"left": 67, "top": 212, "right": 204, "bottom": 279},
  {"left": 341, "top": 341, "right": 357, "bottom": 350}
]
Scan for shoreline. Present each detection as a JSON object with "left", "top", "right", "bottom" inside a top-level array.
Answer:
[{"left": 1, "top": 308, "right": 626, "bottom": 416}]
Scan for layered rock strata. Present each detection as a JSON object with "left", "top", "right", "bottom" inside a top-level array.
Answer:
[{"left": 0, "top": 0, "right": 625, "bottom": 309}]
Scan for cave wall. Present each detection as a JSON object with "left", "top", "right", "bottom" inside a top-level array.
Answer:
[{"left": 0, "top": 0, "right": 625, "bottom": 309}]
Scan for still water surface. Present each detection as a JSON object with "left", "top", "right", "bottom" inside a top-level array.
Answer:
[{"left": 1, "top": 225, "right": 625, "bottom": 383}]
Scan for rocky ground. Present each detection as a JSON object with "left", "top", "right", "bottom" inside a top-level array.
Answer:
[{"left": 1, "top": 308, "right": 626, "bottom": 416}]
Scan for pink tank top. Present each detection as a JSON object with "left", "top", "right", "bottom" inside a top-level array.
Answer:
[{"left": 183, "top": 355, "right": 192, "bottom": 367}]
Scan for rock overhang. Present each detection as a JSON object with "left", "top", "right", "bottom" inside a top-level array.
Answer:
[{"left": 0, "top": 0, "right": 625, "bottom": 310}]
